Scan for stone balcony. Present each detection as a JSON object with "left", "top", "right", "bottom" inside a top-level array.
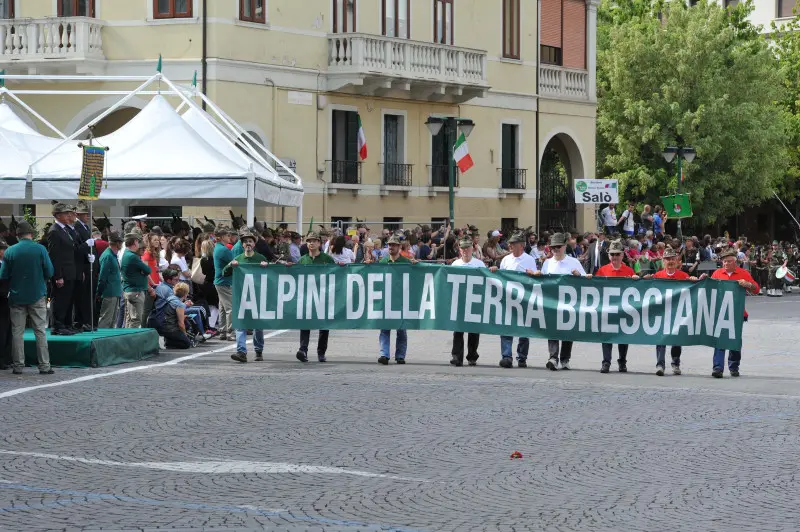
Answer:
[
  {"left": 0, "top": 17, "right": 105, "bottom": 73},
  {"left": 539, "top": 64, "right": 591, "bottom": 102},
  {"left": 327, "top": 33, "right": 489, "bottom": 103}
]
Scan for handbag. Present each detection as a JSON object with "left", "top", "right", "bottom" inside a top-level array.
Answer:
[{"left": 190, "top": 257, "right": 206, "bottom": 284}]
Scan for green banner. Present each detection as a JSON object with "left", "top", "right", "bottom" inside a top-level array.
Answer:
[
  {"left": 661, "top": 193, "right": 693, "bottom": 219},
  {"left": 232, "top": 264, "right": 745, "bottom": 350}
]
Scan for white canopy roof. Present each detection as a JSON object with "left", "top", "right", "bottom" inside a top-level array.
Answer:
[
  {"left": 0, "top": 102, "right": 44, "bottom": 199},
  {"left": 29, "top": 95, "right": 303, "bottom": 206},
  {"left": 0, "top": 102, "right": 41, "bottom": 136}
]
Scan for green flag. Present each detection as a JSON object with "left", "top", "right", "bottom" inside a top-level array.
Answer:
[
  {"left": 0, "top": 70, "right": 5, "bottom": 89},
  {"left": 192, "top": 70, "right": 197, "bottom": 87},
  {"left": 307, "top": 216, "right": 314, "bottom": 236},
  {"left": 661, "top": 193, "right": 693, "bottom": 219},
  {"left": 156, "top": 54, "right": 162, "bottom": 73}
]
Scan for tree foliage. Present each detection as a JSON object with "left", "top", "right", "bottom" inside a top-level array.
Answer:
[
  {"left": 771, "top": 13, "right": 800, "bottom": 200},
  {"left": 597, "top": 0, "right": 788, "bottom": 224}
]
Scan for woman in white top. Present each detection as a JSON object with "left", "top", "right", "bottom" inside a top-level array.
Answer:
[
  {"left": 450, "top": 236, "right": 487, "bottom": 367},
  {"left": 169, "top": 239, "right": 192, "bottom": 283},
  {"left": 328, "top": 235, "right": 356, "bottom": 264},
  {"left": 538, "top": 232, "right": 591, "bottom": 371}
]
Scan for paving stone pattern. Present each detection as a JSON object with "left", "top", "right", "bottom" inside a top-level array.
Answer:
[{"left": 0, "top": 296, "right": 799, "bottom": 531}]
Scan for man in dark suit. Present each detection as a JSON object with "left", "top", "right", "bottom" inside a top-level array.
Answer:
[
  {"left": 72, "top": 200, "right": 95, "bottom": 331},
  {"left": 586, "top": 232, "right": 610, "bottom": 275},
  {"left": 48, "top": 203, "right": 81, "bottom": 334}
]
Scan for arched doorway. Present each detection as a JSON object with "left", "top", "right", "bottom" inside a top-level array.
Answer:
[
  {"left": 539, "top": 133, "right": 583, "bottom": 232},
  {"left": 76, "top": 107, "right": 141, "bottom": 139}
]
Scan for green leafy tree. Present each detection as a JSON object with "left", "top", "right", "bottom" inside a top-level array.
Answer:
[
  {"left": 597, "top": 0, "right": 788, "bottom": 224},
  {"left": 772, "top": 13, "right": 800, "bottom": 201}
]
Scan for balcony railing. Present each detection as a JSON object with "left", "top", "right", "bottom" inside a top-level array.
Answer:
[
  {"left": 381, "top": 163, "right": 413, "bottom": 187},
  {"left": 0, "top": 17, "right": 104, "bottom": 61},
  {"left": 539, "top": 64, "right": 589, "bottom": 100},
  {"left": 429, "top": 165, "right": 459, "bottom": 188},
  {"left": 327, "top": 160, "right": 362, "bottom": 185},
  {"left": 499, "top": 168, "right": 527, "bottom": 189}
]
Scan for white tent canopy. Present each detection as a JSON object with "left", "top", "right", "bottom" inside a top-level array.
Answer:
[{"left": 0, "top": 73, "right": 304, "bottom": 227}]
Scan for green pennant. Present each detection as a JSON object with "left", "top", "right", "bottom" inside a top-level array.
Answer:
[
  {"left": 0, "top": 70, "right": 5, "bottom": 89},
  {"left": 156, "top": 54, "right": 162, "bottom": 73},
  {"left": 192, "top": 70, "right": 197, "bottom": 87},
  {"left": 307, "top": 216, "right": 314, "bottom": 236}
]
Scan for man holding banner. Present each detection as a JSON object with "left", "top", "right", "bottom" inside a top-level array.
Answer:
[
  {"left": 596, "top": 240, "right": 638, "bottom": 373},
  {"left": 710, "top": 247, "right": 759, "bottom": 378},
  {"left": 377, "top": 234, "right": 413, "bottom": 365},
  {"left": 450, "top": 236, "right": 486, "bottom": 367},
  {"left": 295, "top": 231, "right": 334, "bottom": 363},
  {"left": 497, "top": 231, "right": 538, "bottom": 369}
]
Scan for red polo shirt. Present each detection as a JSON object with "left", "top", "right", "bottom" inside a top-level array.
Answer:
[
  {"left": 653, "top": 269, "right": 690, "bottom": 281},
  {"left": 596, "top": 263, "right": 635, "bottom": 277},
  {"left": 711, "top": 267, "right": 759, "bottom": 318}
]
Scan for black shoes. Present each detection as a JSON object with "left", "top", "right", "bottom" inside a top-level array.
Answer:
[
  {"left": 466, "top": 354, "right": 479, "bottom": 366},
  {"left": 378, "top": 356, "right": 390, "bottom": 365},
  {"left": 296, "top": 350, "right": 308, "bottom": 363},
  {"left": 51, "top": 328, "right": 76, "bottom": 336},
  {"left": 12, "top": 369, "right": 23, "bottom": 375},
  {"left": 39, "top": 369, "right": 55, "bottom": 375},
  {"left": 450, "top": 355, "right": 464, "bottom": 367},
  {"left": 254, "top": 352, "right": 263, "bottom": 362},
  {"left": 730, "top": 370, "right": 740, "bottom": 377},
  {"left": 712, "top": 370, "right": 723, "bottom": 378},
  {"left": 318, "top": 354, "right": 327, "bottom": 363},
  {"left": 600, "top": 362, "right": 610, "bottom": 373},
  {"left": 396, "top": 358, "right": 406, "bottom": 365},
  {"left": 546, "top": 358, "right": 558, "bottom": 371},
  {"left": 231, "top": 352, "right": 247, "bottom": 363},
  {"left": 518, "top": 360, "right": 527, "bottom": 368},
  {"left": 499, "top": 358, "right": 513, "bottom": 369},
  {"left": 618, "top": 363, "right": 627, "bottom": 373}
]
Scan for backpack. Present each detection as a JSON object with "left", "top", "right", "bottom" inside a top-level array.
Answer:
[{"left": 147, "top": 293, "right": 167, "bottom": 329}]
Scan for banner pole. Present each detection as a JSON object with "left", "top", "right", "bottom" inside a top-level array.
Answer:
[{"left": 89, "top": 198, "right": 95, "bottom": 331}]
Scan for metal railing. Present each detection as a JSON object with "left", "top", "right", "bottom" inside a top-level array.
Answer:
[
  {"left": 327, "top": 159, "right": 362, "bottom": 185},
  {"left": 499, "top": 168, "right": 527, "bottom": 189},
  {"left": 381, "top": 163, "right": 413, "bottom": 186},
  {"left": 428, "top": 164, "right": 459, "bottom": 188}
]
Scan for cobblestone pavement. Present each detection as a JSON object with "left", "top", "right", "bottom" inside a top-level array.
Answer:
[{"left": 0, "top": 295, "right": 799, "bottom": 531}]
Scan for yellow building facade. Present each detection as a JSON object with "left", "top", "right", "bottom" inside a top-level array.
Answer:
[{"left": 0, "top": 0, "right": 598, "bottom": 233}]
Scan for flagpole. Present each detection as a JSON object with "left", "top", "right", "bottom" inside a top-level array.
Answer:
[{"left": 676, "top": 155, "right": 683, "bottom": 239}]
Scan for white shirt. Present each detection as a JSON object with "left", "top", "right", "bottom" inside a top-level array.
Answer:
[
  {"left": 170, "top": 255, "right": 190, "bottom": 281},
  {"left": 601, "top": 207, "right": 617, "bottom": 227},
  {"left": 452, "top": 257, "right": 486, "bottom": 268},
  {"left": 542, "top": 255, "right": 587, "bottom": 276},
  {"left": 529, "top": 246, "right": 543, "bottom": 261},
  {"left": 594, "top": 240, "right": 603, "bottom": 268},
  {"left": 330, "top": 248, "right": 355, "bottom": 264},
  {"left": 620, "top": 209, "right": 635, "bottom": 232},
  {"left": 500, "top": 252, "right": 539, "bottom": 272}
]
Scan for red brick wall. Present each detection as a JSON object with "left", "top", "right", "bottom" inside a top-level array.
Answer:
[
  {"left": 540, "top": 0, "right": 586, "bottom": 69},
  {"left": 563, "top": 0, "right": 586, "bottom": 69},
  {"left": 540, "top": 0, "right": 562, "bottom": 48}
]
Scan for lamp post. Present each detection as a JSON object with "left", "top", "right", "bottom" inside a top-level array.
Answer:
[
  {"left": 425, "top": 116, "right": 475, "bottom": 228},
  {"left": 662, "top": 145, "right": 696, "bottom": 238}
]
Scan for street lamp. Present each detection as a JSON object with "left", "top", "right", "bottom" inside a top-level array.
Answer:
[
  {"left": 426, "top": 116, "right": 476, "bottom": 227},
  {"left": 662, "top": 145, "right": 696, "bottom": 237}
]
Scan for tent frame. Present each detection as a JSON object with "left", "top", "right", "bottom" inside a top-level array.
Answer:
[{"left": 0, "top": 73, "right": 303, "bottom": 231}]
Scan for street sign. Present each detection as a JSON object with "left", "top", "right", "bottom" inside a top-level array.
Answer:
[{"left": 574, "top": 179, "right": 619, "bottom": 204}]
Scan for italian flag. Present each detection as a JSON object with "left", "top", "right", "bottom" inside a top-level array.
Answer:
[
  {"left": 357, "top": 114, "right": 368, "bottom": 160},
  {"left": 453, "top": 132, "right": 474, "bottom": 173}
]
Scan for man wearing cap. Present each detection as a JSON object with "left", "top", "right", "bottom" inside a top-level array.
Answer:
[
  {"left": 223, "top": 230, "right": 268, "bottom": 363},
  {"left": 48, "top": 203, "right": 81, "bottom": 334},
  {"left": 0, "top": 221, "right": 55, "bottom": 375},
  {"left": 294, "top": 231, "right": 335, "bottom": 362},
  {"left": 710, "top": 247, "right": 760, "bottom": 378},
  {"left": 72, "top": 200, "right": 96, "bottom": 331},
  {"left": 378, "top": 234, "right": 414, "bottom": 365},
  {"left": 132, "top": 214, "right": 148, "bottom": 234},
  {"left": 0, "top": 238, "right": 10, "bottom": 370},
  {"left": 213, "top": 226, "right": 236, "bottom": 341},
  {"left": 497, "top": 231, "right": 539, "bottom": 368},
  {"left": 121, "top": 233, "right": 152, "bottom": 329},
  {"left": 541, "top": 232, "right": 591, "bottom": 371},
  {"left": 97, "top": 231, "right": 124, "bottom": 329},
  {"left": 643, "top": 246, "right": 696, "bottom": 376},
  {"left": 595, "top": 240, "right": 639, "bottom": 373},
  {"left": 767, "top": 240, "right": 788, "bottom": 297},
  {"left": 450, "top": 235, "right": 487, "bottom": 366}
]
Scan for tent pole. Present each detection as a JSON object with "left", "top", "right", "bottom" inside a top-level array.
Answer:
[
  {"left": 0, "top": 87, "right": 68, "bottom": 139},
  {"left": 30, "top": 74, "right": 161, "bottom": 167},
  {"left": 246, "top": 167, "right": 256, "bottom": 228}
]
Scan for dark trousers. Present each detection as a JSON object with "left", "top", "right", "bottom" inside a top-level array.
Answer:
[
  {"left": 73, "top": 272, "right": 92, "bottom": 327},
  {"left": 452, "top": 332, "right": 480, "bottom": 361},
  {"left": 0, "top": 303, "right": 11, "bottom": 368},
  {"left": 602, "top": 343, "right": 629, "bottom": 364},
  {"left": 299, "top": 330, "right": 329, "bottom": 355},
  {"left": 52, "top": 280, "right": 76, "bottom": 330},
  {"left": 548, "top": 340, "right": 573, "bottom": 362},
  {"left": 656, "top": 345, "right": 682, "bottom": 367},
  {"left": 160, "top": 328, "right": 191, "bottom": 349}
]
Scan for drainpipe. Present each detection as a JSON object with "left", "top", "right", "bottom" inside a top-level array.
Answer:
[
  {"left": 202, "top": 0, "right": 208, "bottom": 110},
  {"left": 535, "top": 0, "right": 542, "bottom": 235}
]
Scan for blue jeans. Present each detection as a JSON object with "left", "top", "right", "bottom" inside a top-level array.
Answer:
[
  {"left": 185, "top": 307, "right": 204, "bottom": 333},
  {"left": 656, "top": 345, "right": 682, "bottom": 367},
  {"left": 236, "top": 329, "right": 264, "bottom": 354},
  {"left": 379, "top": 330, "right": 407, "bottom": 359},
  {"left": 713, "top": 349, "right": 742, "bottom": 372},
  {"left": 500, "top": 336, "right": 529, "bottom": 361},
  {"left": 602, "top": 343, "right": 628, "bottom": 364}
]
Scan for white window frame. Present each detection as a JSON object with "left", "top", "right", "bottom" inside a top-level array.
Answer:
[
  {"left": 500, "top": 119, "right": 522, "bottom": 188},
  {"left": 433, "top": 0, "right": 456, "bottom": 45}
]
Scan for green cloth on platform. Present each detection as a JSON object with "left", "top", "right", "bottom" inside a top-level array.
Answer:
[{"left": 24, "top": 328, "right": 159, "bottom": 368}]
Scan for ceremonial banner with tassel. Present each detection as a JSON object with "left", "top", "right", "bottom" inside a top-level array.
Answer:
[{"left": 78, "top": 145, "right": 107, "bottom": 200}]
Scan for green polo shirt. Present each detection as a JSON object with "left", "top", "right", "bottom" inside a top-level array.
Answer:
[
  {"left": 0, "top": 238, "right": 54, "bottom": 305},
  {"left": 298, "top": 252, "right": 335, "bottom": 265},
  {"left": 213, "top": 243, "right": 234, "bottom": 287},
  {"left": 121, "top": 249, "right": 152, "bottom": 293},
  {"left": 380, "top": 254, "right": 412, "bottom": 264},
  {"left": 97, "top": 247, "right": 122, "bottom": 298},
  {"left": 222, "top": 252, "right": 267, "bottom": 276}
]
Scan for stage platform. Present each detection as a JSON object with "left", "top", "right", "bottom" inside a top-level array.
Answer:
[{"left": 24, "top": 328, "right": 160, "bottom": 368}]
